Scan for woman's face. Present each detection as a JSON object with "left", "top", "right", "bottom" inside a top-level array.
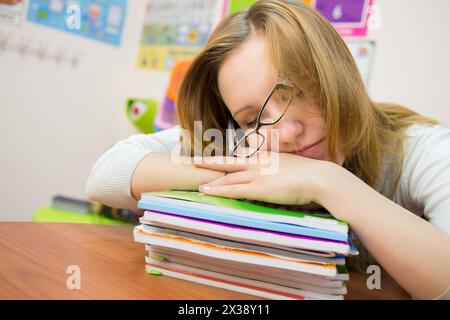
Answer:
[{"left": 218, "top": 34, "right": 343, "bottom": 163}]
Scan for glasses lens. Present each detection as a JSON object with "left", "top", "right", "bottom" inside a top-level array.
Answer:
[
  {"left": 260, "top": 84, "right": 293, "bottom": 125},
  {"left": 233, "top": 130, "right": 265, "bottom": 158}
]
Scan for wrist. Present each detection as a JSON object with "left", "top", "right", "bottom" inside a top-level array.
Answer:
[{"left": 312, "top": 162, "right": 358, "bottom": 221}]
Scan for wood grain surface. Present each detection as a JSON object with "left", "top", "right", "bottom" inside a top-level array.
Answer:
[{"left": 0, "top": 222, "right": 411, "bottom": 300}]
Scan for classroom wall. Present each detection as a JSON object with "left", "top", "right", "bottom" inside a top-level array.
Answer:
[
  {"left": 368, "top": 0, "right": 450, "bottom": 123},
  {"left": 0, "top": 0, "right": 167, "bottom": 221},
  {"left": 1, "top": 0, "right": 449, "bottom": 221}
]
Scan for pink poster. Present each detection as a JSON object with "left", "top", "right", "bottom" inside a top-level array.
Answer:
[{"left": 313, "top": 0, "right": 373, "bottom": 37}]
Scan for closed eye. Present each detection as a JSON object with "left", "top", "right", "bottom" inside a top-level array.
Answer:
[{"left": 244, "top": 118, "right": 257, "bottom": 128}]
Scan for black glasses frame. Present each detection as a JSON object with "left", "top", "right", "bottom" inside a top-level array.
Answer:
[{"left": 232, "top": 81, "right": 294, "bottom": 158}]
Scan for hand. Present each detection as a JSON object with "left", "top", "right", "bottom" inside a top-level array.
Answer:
[{"left": 193, "top": 151, "right": 342, "bottom": 207}]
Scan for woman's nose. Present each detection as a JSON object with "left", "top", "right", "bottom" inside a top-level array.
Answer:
[
  {"left": 278, "top": 120, "right": 304, "bottom": 149},
  {"left": 263, "top": 118, "right": 304, "bottom": 152}
]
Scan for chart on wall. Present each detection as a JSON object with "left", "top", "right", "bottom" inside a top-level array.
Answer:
[
  {"left": 27, "top": 0, "right": 127, "bottom": 46},
  {"left": 136, "top": 0, "right": 228, "bottom": 71}
]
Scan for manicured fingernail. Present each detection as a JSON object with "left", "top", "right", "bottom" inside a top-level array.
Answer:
[{"left": 199, "top": 184, "right": 210, "bottom": 191}]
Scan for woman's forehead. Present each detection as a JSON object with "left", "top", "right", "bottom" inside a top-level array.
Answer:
[{"left": 218, "top": 35, "right": 277, "bottom": 112}]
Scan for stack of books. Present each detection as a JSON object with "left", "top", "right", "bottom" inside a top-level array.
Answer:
[{"left": 133, "top": 190, "right": 358, "bottom": 300}]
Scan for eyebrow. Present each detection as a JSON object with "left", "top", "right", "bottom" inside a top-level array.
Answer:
[{"left": 232, "top": 105, "right": 257, "bottom": 118}]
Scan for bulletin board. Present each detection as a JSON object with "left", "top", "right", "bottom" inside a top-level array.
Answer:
[{"left": 27, "top": 0, "right": 127, "bottom": 46}]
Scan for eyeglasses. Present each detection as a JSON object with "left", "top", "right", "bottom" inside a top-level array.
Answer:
[{"left": 231, "top": 80, "right": 294, "bottom": 158}]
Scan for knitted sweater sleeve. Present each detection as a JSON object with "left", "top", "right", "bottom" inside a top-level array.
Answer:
[{"left": 85, "top": 126, "right": 180, "bottom": 210}]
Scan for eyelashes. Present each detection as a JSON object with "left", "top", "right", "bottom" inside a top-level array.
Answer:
[{"left": 245, "top": 119, "right": 257, "bottom": 128}]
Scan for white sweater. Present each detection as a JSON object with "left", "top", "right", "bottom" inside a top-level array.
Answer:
[{"left": 85, "top": 123, "right": 450, "bottom": 234}]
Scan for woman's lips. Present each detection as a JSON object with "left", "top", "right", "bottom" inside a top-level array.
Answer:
[{"left": 295, "top": 138, "right": 325, "bottom": 157}]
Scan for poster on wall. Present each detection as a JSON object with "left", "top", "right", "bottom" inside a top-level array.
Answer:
[
  {"left": 27, "top": 0, "right": 127, "bottom": 46},
  {"left": 0, "top": 0, "right": 24, "bottom": 25},
  {"left": 136, "top": 0, "right": 227, "bottom": 71},
  {"left": 312, "top": 0, "right": 373, "bottom": 37}
]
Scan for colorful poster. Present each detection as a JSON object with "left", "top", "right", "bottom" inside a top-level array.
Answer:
[
  {"left": 312, "top": 0, "right": 373, "bottom": 37},
  {"left": 27, "top": 0, "right": 127, "bottom": 46},
  {"left": 137, "top": 0, "right": 226, "bottom": 71}
]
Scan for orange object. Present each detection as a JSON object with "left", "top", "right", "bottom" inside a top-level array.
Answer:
[{"left": 166, "top": 60, "right": 192, "bottom": 103}]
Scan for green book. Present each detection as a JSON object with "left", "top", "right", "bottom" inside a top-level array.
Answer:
[
  {"left": 33, "top": 207, "right": 130, "bottom": 225},
  {"left": 140, "top": 190, "right": 348, "bottom": 235}
]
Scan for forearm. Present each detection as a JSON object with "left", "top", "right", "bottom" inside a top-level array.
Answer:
[
  {"left": 131, "top": 152, "right": 225, "bottom": 200},
  {"left": 316, "top": 165, "right": 450, "bottom": 299}
]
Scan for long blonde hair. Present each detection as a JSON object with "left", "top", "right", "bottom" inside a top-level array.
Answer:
[{"left": 177, "top": 0, "right": 438, "bottom": 269}]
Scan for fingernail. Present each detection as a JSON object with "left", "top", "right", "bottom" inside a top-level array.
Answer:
[{"left": 199, "top": 184, "right": 210, "bottom": 191}]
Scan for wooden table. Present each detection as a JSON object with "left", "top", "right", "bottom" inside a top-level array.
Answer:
[{"left": 0, "top": 222, "right": 411, "bottom": 299}]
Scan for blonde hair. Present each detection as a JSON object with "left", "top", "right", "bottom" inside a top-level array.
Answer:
[{"left": 176, "top": 0, "right": 438, "bottom": 270}]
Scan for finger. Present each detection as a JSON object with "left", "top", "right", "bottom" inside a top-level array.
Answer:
[
  {"left": 193, "top": 156, "right": 250, "bottom": 173},
  {"left": 203, "top": 171, "right": 253, "bottom": 188},
  {"left": 199, "top": 183, "right": 253, "bottom": 200}
]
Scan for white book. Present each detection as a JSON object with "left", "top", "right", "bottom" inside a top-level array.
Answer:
[
  {"left": 147, "top": 245, "right": 348, "bottom": 293},
  {"left": 140, "top": 211, "right": 352, "bottom": 255},
  {"left": 134, "top": 226, "right": 337, "bottom": 277},
  {"left": 145, "top": 258, "right": 344, "bottom": 300},
  {"left": 141, "top": 224, "right": 346, "bottom": 265},
  {"left": 145, "top": 252, "right": 347, "bottom": 295}
]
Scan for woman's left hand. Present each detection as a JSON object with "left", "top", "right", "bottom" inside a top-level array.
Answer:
[{"left": 193, "top": 151, "right": 344, "bottom": 208}]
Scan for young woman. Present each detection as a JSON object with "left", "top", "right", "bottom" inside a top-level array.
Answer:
[{"left": 85, "top": 0, "right": 450, "bottom": 299}]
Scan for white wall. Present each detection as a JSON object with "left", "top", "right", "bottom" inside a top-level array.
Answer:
[
  {"left": 1, "top": 0, "right": 449, "bottom": 221},
  {"left": 368, "top": 0, "right": 450, "bottom": 124},
  {"left": 0, "top": 0, "right": 167, "bottom": 220}
]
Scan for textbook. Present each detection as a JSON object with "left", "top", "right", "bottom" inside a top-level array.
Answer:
[
  {"left": 139, "top": 211, "right": 357, "bottom": 256},
  {"left": 144, "top": 259, "right": 344, "bottom": 300},
  {"left": 145, "top": 248, "right": 348, "bottom": 294},
  {"left": 135, "top": 226, "right": 337, "bottom": 277},
  {"left": 139, "top": 223, "right": 348, "bottom": 264},
  {"left": 134, "top": 190, "right": 358, "bottom": 300},
  {"left": 138, "top": 191, "right": 348, "bottom": 241}
]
